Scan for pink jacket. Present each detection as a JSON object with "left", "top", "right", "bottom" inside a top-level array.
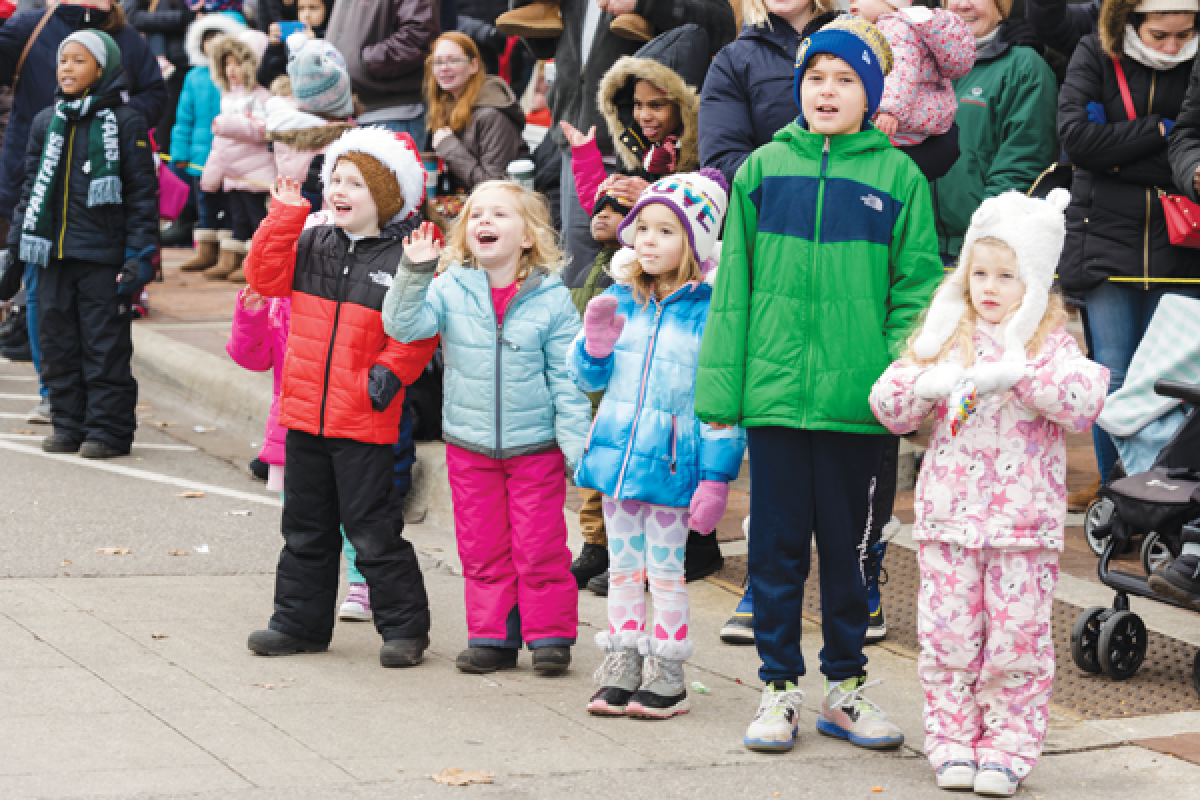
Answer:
[
  {"left": 869, "top": 324, "right": 1109, "bottom": 551},
  {"left": 571, "top": 139, "right": 608, "bottom": 215},
  {"left": 202, "top": 86, "right": 277, "bottom": 193},
  {"left": 226, "top": 290, "right": 291, "bottom": 465},
  {"left": 876, "top": 7, "right": 975, "bottom": 137},
  {"left": 263, "top": 94, "right": 356, "bottom": 185}
]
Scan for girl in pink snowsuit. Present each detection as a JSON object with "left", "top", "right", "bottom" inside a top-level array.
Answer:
[
  {"left": 850, "top": 0, "right": 975, "bottom": 145},
  {"left": 869, "top": 190, "right": 1108, "bottom": 796},
  {"left": 226, "top": 288, "right": 291, "bottom": 492}
]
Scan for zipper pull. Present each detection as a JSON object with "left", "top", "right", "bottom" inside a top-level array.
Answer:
[
  {"left": 348, "top": 242, "right": 356, "bottom": 253},
  {"left": 343, "top": 266, "right": 349, "bottom": 275},
  {"left": 823, "top": 136, "right": 830, "bottom": 153}
]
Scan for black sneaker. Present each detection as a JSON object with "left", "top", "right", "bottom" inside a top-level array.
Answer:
[
  {"left": 866, "top": 604, "right": 888, "bottom": 645},
  {"left": 720, "top": 587, "right": 755, "bottom": 645},
  {"left": 247, "top": 628, "right": 328, "bottom": 656},
  {"left": 380, "top": 636, "right": 429, "bottom": 668},
  {"left": 455, "top": 646, "right": 518, "bottom": 674},
  {"left": 684, "top": 529, "right": 724, "bottom": 582},
  {"left": 1149, "top": 556, "right": 1200, "bottom": 610},
  {"left": 248, "top": 457, "right": 269, "bottom": 481},
  {"left": 80, "top": 440, "right": 130, "bottom": 459},
  {"left": 1, "top": 338, "right": 32, "bottom": 362},
  {"left": 532, "top": 645, "right": 571, "bottom": 676},
  {"left": 42, "top": 434, "right": 81, "bottom": 454},
  {"left": 587, "top": 570, "right": 609, "bottom": 596},
  {"left": 571, "top": 542, "right": 609, "bottom": 588}
]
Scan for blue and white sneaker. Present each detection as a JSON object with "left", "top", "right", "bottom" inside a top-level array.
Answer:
[
  {"left": 973, "top": 764, "right": 1019, "bottom": 796},
  {"left": 744, "top": 680, "right": 805, "bottom": 752},
  {"left": 720, "top": 585, "right": 754, "bottom": 645},
  {"left": 936, "top": 760, "right": 978, "bottom": 790},
  {"left": 817, "top": 675, "right": 904, "bottom": 749}
]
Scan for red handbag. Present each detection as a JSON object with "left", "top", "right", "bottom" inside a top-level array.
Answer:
[{"left": 1112, "top": 56, "right": 1200, "bottom": 248}]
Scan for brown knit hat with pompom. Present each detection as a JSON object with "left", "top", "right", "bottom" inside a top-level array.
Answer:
[{"left": 336, "top": 152, "right": 405, "bottom": 225}]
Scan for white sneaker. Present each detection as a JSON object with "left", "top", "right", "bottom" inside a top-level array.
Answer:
[
  {"left": 743, "top": 681, "right": 805, "bottom": 752},
  {"left": 27, "top": 400, "right": 50, "bottom": 424},
  {"left": 935, "top": 760, "right": 977, "bottom": 790},
  {"left": 973, "top": 765, "right": 1018, "bottom": 796},
  {"left": 817, "top": 675, "right": 905, "bottom": 749}
]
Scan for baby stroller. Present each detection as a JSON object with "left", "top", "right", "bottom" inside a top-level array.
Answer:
[{"left": 1070, "top": 380, "right": 1200, "bottom": 696}]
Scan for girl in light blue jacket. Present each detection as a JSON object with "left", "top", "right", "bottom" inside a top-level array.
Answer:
[
  {"left": 383, "top": 180, "right": 591, "bottom": 678},
  {"left": 571, "top": 169, "right": 746, "bottom": 721}
]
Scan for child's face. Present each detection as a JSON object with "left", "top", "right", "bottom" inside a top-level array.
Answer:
[
  {"left": 327, "top": 159, "right": 381, "bottom": 237},
  {"left": 203, "top": 33, "right": 221, "bottom": 60},
  {"left": 224, "top": 55, "right": 244, "bottom": 88},
  {"left": 849, "top": 0, "right": 894, "bottom": 24},
  {"left": 590, "top": 207, "right": 624, "bottom": 243},
  {"left": 800, "top": 54, "right": 868, "bottom": 137},
  {"left": 431, "top": 38, "right": 479, "bottom": 97},
  {"left": 57, "top": 42, "right": 101, "bottom": 97},
  {"left": 633, "top": 204, "right": 685, "bottom": 279},
  {"left": 969, "top": 243, "right": 1024, "bottom": 325},
  {"left": 633, "top": 80, "right": 680, "bottom": 144},
  {"left": 466, "top": 186, "right": 533, "bottom": 274},
  {"left": 297, "top": 0, "right": 327, "bottom": 30}
]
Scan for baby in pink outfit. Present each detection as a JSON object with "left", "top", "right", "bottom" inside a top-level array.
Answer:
[{"left": 850, "top": 0, "right": 976, "bottom": 146}]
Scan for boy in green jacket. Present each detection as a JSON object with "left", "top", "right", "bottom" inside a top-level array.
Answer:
[{"left": 696, "top": 15, "right": 942, "bottom": 754}]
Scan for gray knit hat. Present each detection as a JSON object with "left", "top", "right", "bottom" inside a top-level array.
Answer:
[{"left": 287, "top": 35, "right": 354, "bottom": 118}]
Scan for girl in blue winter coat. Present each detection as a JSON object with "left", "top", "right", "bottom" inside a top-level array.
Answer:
[
  {"left": 572, "top": 168, "right": 746, "bottom": 720},
  {"left": 382, "top": 180, "right": 593, "bottom": 677}
]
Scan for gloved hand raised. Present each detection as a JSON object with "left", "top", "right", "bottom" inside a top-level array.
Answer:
[
  {"left": 914, "top": 363, "right": 965, "bottom": 400},
  {"left": 688, "top": 480, "right": 730, "bottom": 535},
  {"left": 583, "top": 295, "right": 626, "bottom": 359}
]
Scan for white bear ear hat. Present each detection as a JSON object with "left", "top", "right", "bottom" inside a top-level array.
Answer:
[{"left": 912, "top": 188, "right": 1071, "bottom": 364}]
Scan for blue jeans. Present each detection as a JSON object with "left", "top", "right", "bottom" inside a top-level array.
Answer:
[
  {"left": 1084, "top": 281, "right": 1200, "bottom": 480},
  {"left": 373, "top": 113, "right": 428, "bottom": 145},
  {"left": 23, "top": 261, "right": 47, "bottom": 399}
]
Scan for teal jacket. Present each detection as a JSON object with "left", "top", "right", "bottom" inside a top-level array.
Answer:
[{"left": 382, "top": 257, "right": 593, "bottom": 467}]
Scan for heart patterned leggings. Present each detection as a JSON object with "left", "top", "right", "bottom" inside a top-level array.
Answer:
[{"left": 600, "top": 496, "right": 694, "bottom": 661}]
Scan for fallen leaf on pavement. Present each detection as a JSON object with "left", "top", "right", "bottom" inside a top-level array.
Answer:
[
  {"left": 227, "top": 510, "right": 252, "bottom": 516},
  {"left": 151, "top": 633, "right": 168, "bottom": 639},
  {"left": 95, "top": 547, "right": 131, "bottom": 555},
  {"left": 59, "top": 559, "right": 71, "bottom": 567},
  {"left": 254, "top": 683, "right": 277, "bottom": 690},
  {"left": 153, "top": 421, "right": 174, "bottom": 427},
  {"left": 176, "top": 491, "right": 205, "bottom": 498},
  {"left": 431, "top": 768, "right": 494, "bottom": 787},
  {"left": 12, "top": 428, "right": 37, "bottom": 435},
  {"left": 167, "top": 550, "right": 188, "bottom": 556}
]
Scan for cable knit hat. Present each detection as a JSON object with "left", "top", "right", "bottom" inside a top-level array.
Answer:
[
  {"left": 794, "top": 15, "right": 894, "bottom": 127},
  {"left": 912, "top": 189, "right": 1071, "bottom": 364},
  {"left": 321, "top": 128, "right": 426, "bottom": 225},
  {"left": 287, "top": 34, "right": 354, "bottom": 118},
  {"left": 616, "top": 168, "right": 729, "bottom": 272}
]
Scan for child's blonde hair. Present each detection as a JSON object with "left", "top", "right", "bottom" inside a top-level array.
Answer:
[
  {"left": 905, "top": 237, "right": 1068, "bottom": 367},
  {"left": 439, "top": 180, "right": 567, "bottom": 281},
  {"left": 743, "top": 0, "right": 835, "bottom": 28},
  {"left": 619, "top": 203, "right": 703, "bottom": 307}
]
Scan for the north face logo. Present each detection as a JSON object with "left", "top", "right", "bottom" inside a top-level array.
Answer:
[
  {"left": 369, "top": 271, "right": 393, "bottom": 287},
  {"left": 862, "top": 194, "right": 883, "bottom": 212}
]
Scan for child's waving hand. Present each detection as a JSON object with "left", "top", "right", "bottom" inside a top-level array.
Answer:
[
  {"left": 403, "top": 221, "right": 443, "bottom": 263},
  {"left": 272, "top": 176, "right": 307, "bottom": 207}
]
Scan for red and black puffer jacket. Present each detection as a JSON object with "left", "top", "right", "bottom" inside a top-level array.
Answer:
[{"left": 243, "top": 201, "right": 438, "bottom": 445}]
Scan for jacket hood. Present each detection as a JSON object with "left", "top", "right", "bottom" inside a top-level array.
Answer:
[
  {"left": 598, "top": 25, "right": 709, "bottom": 173},
  {"left": 210, "top": 35, "right": 262, "bottom": 93},
  {"left": 265, "top": 93, "right": 356, "bottom": 149},
  {"left": 185, "top": 13, "right": 247, "bottom": 68},
  {"left": 1099, "top": 0, "right": 1151, "bottom": 56},
  {"left": 474, "top": 75, "right": 526, "bottom": 133}
]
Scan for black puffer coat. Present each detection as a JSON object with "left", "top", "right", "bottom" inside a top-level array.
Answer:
[
  {"left": 1058, "top": 16, "right": 1200, "bottom": 291},
  {"left": 5, "top": 68, "right": 159, "bottom": 268},
  {"left": 124, "top": 0, "right": 193, "bottom": 73}
]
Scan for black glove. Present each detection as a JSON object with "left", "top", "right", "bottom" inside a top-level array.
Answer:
[
  {"left": 118, "top": 246, "right": 157, "bottom": 296},
  {"left": 0, "top": 252, "right": 23, "bottom": 303},
  {"left": 368, "top": 364, "right": 403, "bottom": 412}
]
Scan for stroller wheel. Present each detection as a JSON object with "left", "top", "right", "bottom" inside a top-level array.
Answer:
[
  {"left": 1098, "top": 610, "right": 1148, "bottom": 681},
  {"left": 1070, "top": 606, "right": 1107, "bottom": 674},
  {"left": 1085, "top": 498, "right": 1115, "bottom": 557},
  {"left": 1140, "top": 532, "right": 1174, "bottom": 577}
]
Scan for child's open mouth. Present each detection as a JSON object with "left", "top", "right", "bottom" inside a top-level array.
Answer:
[
  {"left": 333, "top": 202, "right": 352, "bottom": 214},
  {"left": 476, "top": 231, "right": 499, "bottom": 245},
  {"left": 816, "top": 104, "right": 839, "bottom": 115}
]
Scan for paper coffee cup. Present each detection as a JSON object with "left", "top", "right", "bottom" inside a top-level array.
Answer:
[
  {"left": 421, "top": 153, "right": 438, "bottom": 199},
  {"left": 507, "top": 159, "right": 536, "bottom": 191}
]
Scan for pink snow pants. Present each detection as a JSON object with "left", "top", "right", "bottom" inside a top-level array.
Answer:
[
  {"left": 917, "top": 542, "right": 1059, "bottom": 780},
  {"left": 446, "top": 444, "right": 578, "bottom": 649}
]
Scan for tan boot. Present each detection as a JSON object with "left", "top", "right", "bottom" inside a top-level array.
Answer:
[
  {"left": 610, "top": 13, "right": 654, "bottom": 43},
  {"left": 226, "top": 244, "right": 248, "bottom": 284},
  {"left": 496, "top": 1, "right": 562, "bottom": 38},
  {"left": 178, "top": 229, "right": 219, "bottom": 272},
  {"left": 204, "top": 238, "right": 241, "bottom": 280},
  {"left": 1068, "top": 476, "right": 1102, "bottom": 512}
]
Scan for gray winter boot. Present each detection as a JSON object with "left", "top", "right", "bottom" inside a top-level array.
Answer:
[
  {"left": 587, "top": 633, "right": 642, "bottom": 716},
  {"left": 627, "top": 654, "right": 689, "bottom": 719}
]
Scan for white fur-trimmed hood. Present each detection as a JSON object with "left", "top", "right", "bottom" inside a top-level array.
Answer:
[
  {"left": 320, "top": 127, "right": 425, "bottom": 223},
  {"left": 184, "top": 13, "right": 247, "bottom": 68}
]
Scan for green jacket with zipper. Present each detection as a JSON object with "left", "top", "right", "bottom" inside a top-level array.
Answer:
[{"left": 695, "top": 122, "right": 943, "bottom": 434}]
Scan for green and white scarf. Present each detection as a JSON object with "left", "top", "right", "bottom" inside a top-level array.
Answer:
[{"left": 21, "top": 88, "right": 124, "bottom": 266}]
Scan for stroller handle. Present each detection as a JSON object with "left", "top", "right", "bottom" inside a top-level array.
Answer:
[{"left": 1154, "top": 379, "right": 1200, "bottom": 406}]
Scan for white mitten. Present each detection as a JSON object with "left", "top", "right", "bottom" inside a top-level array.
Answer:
[
  {"left": 914, "top": 363, "right": 965, "bottom": 400},
  {"left": 968, "top": 361, "right": 1029, "bottom": 396}
]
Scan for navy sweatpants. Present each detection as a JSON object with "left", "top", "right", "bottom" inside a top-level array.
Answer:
[{"left": 747, "top": 427, "right": 887, "bottom": 684}]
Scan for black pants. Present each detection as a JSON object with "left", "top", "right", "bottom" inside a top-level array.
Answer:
[
  {"left": 227, "top": 190, "right": 268, "bottom": 241},
  {"left": 747, "top": 427, "right": 887, "bottom": 683},
  {"left": 271, "top": 429, "right": 430, "bottom": 644},
  {"left": 38, "top": 260, "right": 137, "bottom": 449}
]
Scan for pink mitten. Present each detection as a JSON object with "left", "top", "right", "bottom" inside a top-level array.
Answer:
[
  {"left": 688, "top": 480, "right": 730, "bottom": 535},
  {"left": 583, "top": 295, "right": 626, "bottom": 359}
]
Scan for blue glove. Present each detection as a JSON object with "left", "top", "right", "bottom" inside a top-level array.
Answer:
[
  {"left": 1086, "top": 102, "right": 1107, "bottom": 125},
  {"left": 1163, "top": 118, "right": 1176, "bottom": 137},
  {"left": 118, "top": 245, "right": 157, "bottom": 295}
]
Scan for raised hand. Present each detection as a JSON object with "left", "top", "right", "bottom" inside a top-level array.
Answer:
[
  {"left": 583, "top": 294, "right": 626, "bottom": 359},
  {"left": 271, "top": 176, "right": 306, "bottom": 207},
  {"left": 241, "top": 287, "right": 266, "bottom": 312},
  {"left": 560, "top": 120, "right": 596, "bottom": 149},
  {"left": 874, "top": 112, "right": 899, "bottom": 137},
  {"left": 403, "top": 221, "right": 443, "bottom": 264}
]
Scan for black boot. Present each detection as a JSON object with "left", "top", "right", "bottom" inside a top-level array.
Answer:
[
  {"left": 42, "top": 433, "right": 81, "bottom": 454},
  {"left": 684, "top": 529, "right": 724, "bottom": 582},
  {"left": 81, "top": 440, "right": 130, "bottom": 459},
  {"left": 1149, "top": 522, "right": 1200, "bottom": 610},
  {"left": 455, "top": 646, "right": 518, "bottom": 674},
  {"left": 1, "top": 336, "right": 32, "bottom": 362},
  {"left": 571, "top": 542, "right": 608, "bottom": 588},
  {"left": 247, "top": 628, "right": 328, "bottom": 656},
  {"left": 587, "top": 570, "right": 609, "bottom": 596},
  {"left": 0, "top": 306, "right": 26, "bottom": 344},
  {"left": 248, "top": 457, "right": 269, "bottom": 481},
  {"left": 532, "top": 645, "right": 571, "bottom": 676},
  {"left": 380, "top": 636, "right": 429, "bottom": 668}
]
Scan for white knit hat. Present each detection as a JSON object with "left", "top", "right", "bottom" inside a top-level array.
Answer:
[
  {"left": 320, "top": 127, "right": 426, "bottom": 224},
  {"left": 616, "top": 168, "right": 729, "bottom": 272},
  {"left": 912, "top": 188, "right": 1071, "bottom": 364},
  {"left": 1135, "top": 0, "right": 1200, "bottom": 13}
]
